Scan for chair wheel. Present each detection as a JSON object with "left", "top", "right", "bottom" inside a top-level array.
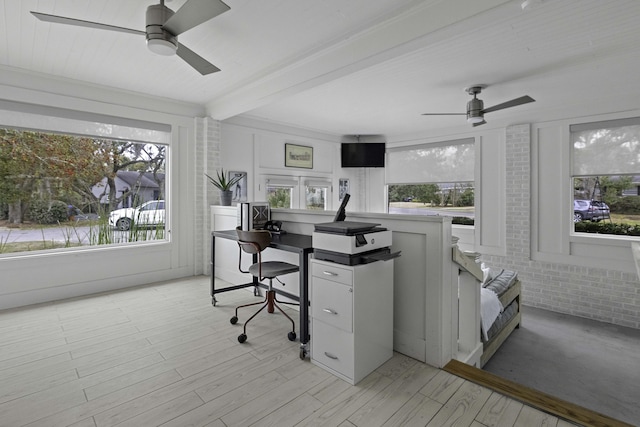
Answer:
[
  {"left": 230, "top": 316, "right": 238, "bottom": 325},
  {"left": 288, "top": 331, "right": 296, "bottom": 341},
  {"left": 238, "top": 334, "right": 247, "bottom": 343}
]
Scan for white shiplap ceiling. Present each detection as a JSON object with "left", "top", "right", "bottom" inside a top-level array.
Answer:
[{"left": 2, "top": 0, "right": 640, "bottom": 137}]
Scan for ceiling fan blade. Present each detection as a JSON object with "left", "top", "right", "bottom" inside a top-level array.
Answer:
[
  {"left": 31, "top": 11, "right": 144, "bottom": 36},
  {"left": 421, "top": 113, "right": 466, "bottom": 116},
  {"left": 482, "top": 95, "right": 535, "bottom": 114},
  {"left": 163, "top": 0, "right": 230, "bottom": 36},
  {"left": 176, "top": 43, "right": 220, "bottom": 75},
  {"left": 472, "top": 120, "right": 487, "bottom": 127}
]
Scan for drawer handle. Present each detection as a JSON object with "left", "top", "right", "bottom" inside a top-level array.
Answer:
[
  {"left": 322, "top": 271, "right": 338, "bottom": 276},
  {"left": 324, "top": 352, "right": 338, "bottom": 360},
  {"left": 322, "top": 308, "right": 337, "bottom": 315}
]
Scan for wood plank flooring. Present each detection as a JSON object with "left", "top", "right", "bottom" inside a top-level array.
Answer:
[
  {"left": 0, "top": 276, "right": 588, "bottom": 426},
  {"left": 444, "top": 360, "right": 634, "bottom": 427}
]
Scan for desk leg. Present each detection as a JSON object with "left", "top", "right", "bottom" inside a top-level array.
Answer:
[
  {"left": 211, "top": 232, "right": 217, "bottom": 306},
  {"left": 299, "top": 249, "right": 311, "bottom": 359},
  {"left": 252, "top": 254, "right": 260, "bottom": 297}
]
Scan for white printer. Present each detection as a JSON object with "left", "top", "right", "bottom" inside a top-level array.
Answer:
[{"left": 312, "top": 194, "right": 400, "bottom": 265}]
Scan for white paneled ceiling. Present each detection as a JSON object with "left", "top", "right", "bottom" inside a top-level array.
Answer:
[{"left": 2, "top": 0, "right": 640, "bottom": 137}]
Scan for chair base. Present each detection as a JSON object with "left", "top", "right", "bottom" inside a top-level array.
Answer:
[{"left": 230, "top": 287, "right": 297, "bottom": 343}]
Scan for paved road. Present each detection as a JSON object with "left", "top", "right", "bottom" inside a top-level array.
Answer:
[{"left": 0, "top": 225, "right": 96, "bottom": 244}]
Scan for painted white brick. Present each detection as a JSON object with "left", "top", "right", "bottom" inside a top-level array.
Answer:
[{"left": 193, "top": 117, "right": 222, "bottom": 276}]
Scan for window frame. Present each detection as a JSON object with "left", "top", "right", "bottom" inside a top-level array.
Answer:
[
  {"left": 570, "top": 116, "right": 640, "bottom": 240},
  {"left": 386, "top": 138, "right": 476, "bottom": 224},
  {"left": 0, "top": 102, "right": 172, "bottom": 257},
  {"left": 304, "top": 179, "right": 331, "bottom": 211},
  {"left": 531, "top": 114, "right": 640, "bottom": 272}
]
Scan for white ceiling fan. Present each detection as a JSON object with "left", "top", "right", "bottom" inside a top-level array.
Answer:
[
  {"left": 422, "top": 85, "right": 535, "bottom": 127},
  {"left": 31, "top": 0, "right": 230, "bottom": 75}
]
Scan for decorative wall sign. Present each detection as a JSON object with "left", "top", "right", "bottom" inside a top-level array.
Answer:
[{"left": 285, "top": 143, "right": 313, "bottom": 169}]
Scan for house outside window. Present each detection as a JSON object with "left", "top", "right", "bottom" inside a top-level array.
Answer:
[
  {"left": 386, "top": 138, "right": 475, "bottom": 224},
  {"left": 571, "top": 117, "right": 640, "bottom": 236}
]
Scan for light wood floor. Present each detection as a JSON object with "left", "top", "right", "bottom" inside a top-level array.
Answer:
[{"left": 0, "top": 276, "right": 578, "bottom": 427}]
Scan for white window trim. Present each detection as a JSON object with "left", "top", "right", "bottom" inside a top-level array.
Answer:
[{"left": 0, "top": 101, "right": 172, "bottom": 256}]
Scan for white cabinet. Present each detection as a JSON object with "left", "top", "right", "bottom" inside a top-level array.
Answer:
[{"left": 310, "top": 258, "right": 394, "bottom": 385}]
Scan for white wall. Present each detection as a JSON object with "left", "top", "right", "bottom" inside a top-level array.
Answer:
[
  {"left": 220, "top": 116, "right": 389, "bottom": 214},
  {"left": 0, "top": 71, "right": 206, "bottom": 310}
]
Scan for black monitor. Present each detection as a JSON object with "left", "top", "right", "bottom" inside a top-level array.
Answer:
[
  {"left": 341, "top": 143, "right": 385, "bottom": 167},
  {"left": 334, "top": 193, "right": 350, "bottom": 222}
]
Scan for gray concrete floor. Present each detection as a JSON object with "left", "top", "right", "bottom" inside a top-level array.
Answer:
[{"left": 483, "top": 306, "right": 640, "bottom": 426}]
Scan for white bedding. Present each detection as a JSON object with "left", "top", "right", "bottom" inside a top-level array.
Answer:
[{"left": 480, "top": 287, "right": 503, "bottom": 341}]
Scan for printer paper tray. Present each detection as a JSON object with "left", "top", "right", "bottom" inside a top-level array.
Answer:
[
  {"left": 314, "top": 248, "right": 400, "bottom": 266},
  {"left": 363, "top": 251, "right": 401, "bottom": 262}
]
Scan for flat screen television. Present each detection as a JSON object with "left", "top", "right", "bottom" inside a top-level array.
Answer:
[{"left": 341, "top": 142, "right": 385, "bottom": 168}]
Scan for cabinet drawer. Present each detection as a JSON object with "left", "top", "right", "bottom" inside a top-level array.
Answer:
[
  {"left": 311, "top": 261, "right": 353, "bottom": 286},
  {"left": 312, "top": 321, "right": 354, "bottom": 379},
  {"left": 311, "top": 278, "right": 353, "bottom": 332}
]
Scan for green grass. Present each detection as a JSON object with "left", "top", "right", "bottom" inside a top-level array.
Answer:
[
  {"left": 610, "top": 213, "right": 640, "bottom": 226},
  {"left": 0, "top": 241, "right": 80, "bottom": 253}
]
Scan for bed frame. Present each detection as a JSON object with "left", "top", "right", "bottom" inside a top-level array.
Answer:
[
  {"left": 480, "top": 279, "right": 522, "bottom": 367},
  {"left": 452, "top": 247, "right": 522, "bottom": 368}
]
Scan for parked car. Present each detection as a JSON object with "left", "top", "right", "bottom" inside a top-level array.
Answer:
[
  {"left": 109, "top": 200, "right": 165, "bottom": 231},
  {"left": 402, "top": 196, "right": 414, "bottom": 202},
  {"left": 573, "top": 199, "right": 610, "bottom": 223}
]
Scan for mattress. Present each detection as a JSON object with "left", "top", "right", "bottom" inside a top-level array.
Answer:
[
  {"left": 480, "top": 268, "right": 519, "bottom": 341},
  {"left": 485, "top": 299, "right": 519, "bottom": 342}
]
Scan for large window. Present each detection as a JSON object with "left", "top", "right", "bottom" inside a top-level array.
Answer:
[
  {"left": 0, "top": 102, "right": 170, "bottom": 255},
  {"left": 386, "top": 138, "right": 475, "bottom": 224},
  {"left": 571, "top": 117, "right": 640, "bottom": 236}
]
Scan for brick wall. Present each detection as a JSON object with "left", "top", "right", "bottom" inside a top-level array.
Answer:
[
  {"left": 483, "top": 124, "right": 640, "bottom": 329},
  {"left": 194, "top": 117, "right": 221, "bottom": 275}
]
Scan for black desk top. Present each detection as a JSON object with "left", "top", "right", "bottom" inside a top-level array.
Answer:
[{"left": 213, "top": 229, "right": 313, "bottom": 253}]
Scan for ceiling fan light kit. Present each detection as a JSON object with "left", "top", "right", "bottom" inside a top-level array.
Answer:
[
  {"left": 465, "top": 87, "right": 484, "bottom": 123},
  {"left": 147, "top": 38, "right": 178, "bottom": 56}
]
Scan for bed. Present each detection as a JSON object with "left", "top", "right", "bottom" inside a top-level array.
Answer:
[{"left": 480, "top": 267, "right": 522, "bottom": 367}]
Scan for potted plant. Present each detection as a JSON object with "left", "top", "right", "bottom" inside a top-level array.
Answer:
[{"left": 205, "top": 169, "right": 242, "bottom": 206}]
